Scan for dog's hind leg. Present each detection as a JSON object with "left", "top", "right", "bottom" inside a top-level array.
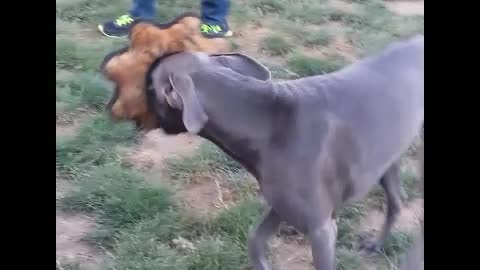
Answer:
[
  {"left": 311, "top": 217, "right": 337, "bottom": 270},
  {"left": 248, "top": 208, "right": 282, "bottom": 270},
  {"left": 361, "top": 162, "right": 402, "bottom": 253}
]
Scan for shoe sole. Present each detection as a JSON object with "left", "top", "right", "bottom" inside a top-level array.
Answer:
[
  {"left": 97, "top": 24, "right": 127, "bottom": 39},
  {"left": 98, "top": 24, "right": 233, "bottom": 39}
]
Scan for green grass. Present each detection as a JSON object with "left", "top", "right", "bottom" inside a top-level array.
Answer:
[
  {"left": 62, "top": 164, "right": 181, "bottom": 250},
  {"left": 211, "top": 198, "right": 265, "bottom": 250},
  {"left": 56, "top": 114, "right": 136, "bottom": 177},
  {"left": 56, "top": 0, "right": 128, "bottom": 23},
  {"left": 62, "top": 165, "right": 176, "bottom": 227},
  {"left": 56, "top": 72, "right": 111, "bottom": 112},
  {"left": 261, "top": 34, "right": 293, "bottom": 56},
  {"left": 252, "top": 0, "right": 285, "bottom": 15},
  {"left": 344, "top": 0, "right": 424, "bottom": 56},
  {"left": 336, "top": 248, "right": 365, "bottom": 270},
  {"left": 113, "top": 239, "right": 187, "bottom": 270},
  {"left": 383, "top": 231, "right": 413, "bottom": 257},
  {"left": 56, "top": 35, "right": 125, "bottom": 71},
  {"left": 287, "top": 54, "right": 346, "bottom": 76},
  {"left": 401, "top": 165, "right": 421, "bottom": 200},
  {"left": 336, "top": 203, "right": 366, "bottom": 249},
  {"left": 187, "top": 237, "right": 249, "bottom": 270}
]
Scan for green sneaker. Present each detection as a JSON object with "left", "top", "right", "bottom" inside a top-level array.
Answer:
[
  {"left": 200, "top": 23, "right": 233, "bottom": 38},
  {"left": 98, "top": 15, "right": 136, "bottom": 38}
]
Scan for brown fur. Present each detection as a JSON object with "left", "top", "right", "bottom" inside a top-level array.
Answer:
[{"left": 102, "top": 13, "right": 231, "bottom": 130}]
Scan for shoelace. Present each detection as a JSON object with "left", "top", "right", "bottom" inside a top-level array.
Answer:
[
  {"left": 115, "top": 15, "right": 134, "bottom": 27},
  {"left": 200, "top": 24, "right": 222, "bottom": 34}
]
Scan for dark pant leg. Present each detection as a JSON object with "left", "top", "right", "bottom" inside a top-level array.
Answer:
[
  {"left": 201, "top": 0, "right": 230, "bottom": 26},
  {"left": 129, "top": 0, "right": 156, "bottom": 19}
]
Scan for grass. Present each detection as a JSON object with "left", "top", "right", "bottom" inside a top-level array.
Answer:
[
  {"left": 336, "top": 248, "right": 365, "bottom": 270},
  {"left": 61, "top": 165, "right": 177, "bottom": 229},
  {"left": 383, "top": 231, "right": 413, "bottom": 257},
  {"left": 304, "top": 30, "right": 333, "bottom": 47},
  {"left": 211, "top": 198, "right": 265, "bottom": 250},
  {"left": 287, "top": 54, "right": 346, "bottom": 76},
  {"left": 252, "top": 0, "right": 285, "bottom": 15},
  {"left": 187, "top": 237, "right": 249, "bottom": 270},
  {"left": 56, "top": 38, "right": 123, "bottom": 71},
  {"left": 261, "top": 34, "right": 293, "bottom": 56},
  {"left": 166, "top": 142, "right": 243, "bottom": 182},
  {"left": 56, "top": 114, "right": 136, "bottom": 177},
  {"left": 56, "top": 71, "right": 111, "bottom": 112},
  {"left": 336, "top": 203, "right": 367, "bottom": 249}
]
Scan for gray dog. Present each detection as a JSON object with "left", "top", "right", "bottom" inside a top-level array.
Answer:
[{"left": 107, "top": 34, "right": 424, "bottom": 270}]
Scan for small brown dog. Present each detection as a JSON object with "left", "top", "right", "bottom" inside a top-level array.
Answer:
[{"left": 100, "top": 12, "right": 231, "bottom": 130}]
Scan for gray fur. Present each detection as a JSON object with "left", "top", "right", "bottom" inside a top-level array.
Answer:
[{"left": 145, "top": 35, "right": 424, "bottom": 270}]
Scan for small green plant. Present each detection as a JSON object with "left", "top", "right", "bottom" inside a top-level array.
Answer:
[
  {"left": 187, "top": 237, "right": 248, "bottom": 270},
  {"left": 261, "top": 34, "right": 293, "bottom": 56}
]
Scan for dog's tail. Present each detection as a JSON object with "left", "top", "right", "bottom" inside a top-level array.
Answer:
[{"left": 399, "top": 143, "right": 424, "bottom": 270}]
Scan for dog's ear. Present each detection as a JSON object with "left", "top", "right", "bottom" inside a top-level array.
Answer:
[
  {"left": 167, "top": 73, "right": 208, "bottom": 133},
  {"left": 209, "top": 53, "right": 271, "bottom": 81}
]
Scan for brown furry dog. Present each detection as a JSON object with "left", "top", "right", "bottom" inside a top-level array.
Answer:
[{"left": 100, "top": 12, "right": 231, "bottom": 130}]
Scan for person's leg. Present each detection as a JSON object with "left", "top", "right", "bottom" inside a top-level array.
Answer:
[
  {"left": 129, "top": 0, "right": 156, "bottom": 19},
  {"left": 98, "top": 0, "right": 156, "bottom": 38},
  {"left": 200, "top": 0, "right": 232, "bottom": 38}
]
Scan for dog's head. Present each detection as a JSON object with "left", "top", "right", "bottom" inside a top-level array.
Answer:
[
  {"left": 146, "top": 51, "right": 271, "bottom": 134},
  {"left": 100, "top": 12, "right": 231, "bottom": 130}
]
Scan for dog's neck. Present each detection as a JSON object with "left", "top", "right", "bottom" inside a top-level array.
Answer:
[{"left": 193, "top": 69, "right": 282, "bottom": 178}]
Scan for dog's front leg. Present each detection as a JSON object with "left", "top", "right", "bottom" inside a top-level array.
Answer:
[
  {"left": 310, "top": 218, "right": 337, "bottom": 270},
  {"left": 248, "top": 208, "right": 282, "bottom": 270}
]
